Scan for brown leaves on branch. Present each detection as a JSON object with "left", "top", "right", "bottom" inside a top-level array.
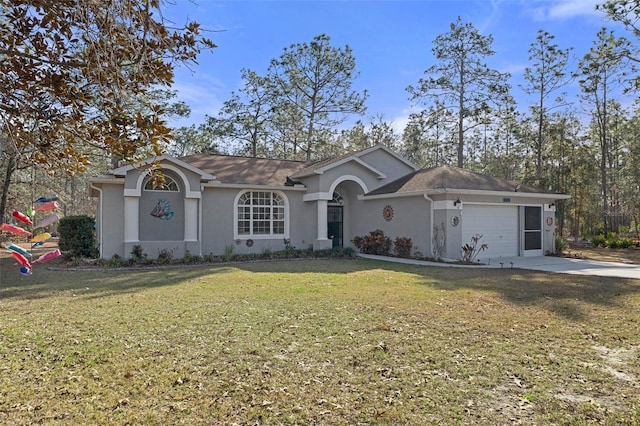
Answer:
[{"left": 0, "top": 0, "right": 216, "bottom": 174}]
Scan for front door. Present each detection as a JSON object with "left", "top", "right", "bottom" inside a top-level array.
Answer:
[{"left": 327, "top": 205, "right": 343, "bottom": 248}]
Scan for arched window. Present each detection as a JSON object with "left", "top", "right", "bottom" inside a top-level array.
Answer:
[
  {"left": 329, "top": 191, "right": 343, "bottom": 205},
  {"left": 144, "top": 175, "right": 179, "bottom": 192},
  {"left": 236, "top": 191, "right": 287, "bottom": 237}
]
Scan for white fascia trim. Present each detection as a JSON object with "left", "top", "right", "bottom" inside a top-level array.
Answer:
[
  {"left": 360, "top": 189, "right": 571, "bottom": 201},
  {"left": 184, "top": 191, "right": 202, "bottom": 199},
  {"left": 312, "top": 156, "right": 387, "bottom": 179},
  {"left": 426, "top": 188, "right": 572, "bottom": 200},
  {"left": 352, "top": 157, "right": 386, "bottom": 179},
  {"left": 89, "top": 177, "right": 125, "bottom": 185},
  {"left": 202, "top": 182, "right": 307, "bottom": 192},
  {"left": 290, "top": 169, "right": 323, "bottom": 178},
  {"left": 111, "top": 155, "right": 216, "bottom": 181},
  {"left": 358, "top": 190, "right": 428, "bottom": 201},
  {"left": 303, "top": 192, "right": 333, "bottom": 202}
]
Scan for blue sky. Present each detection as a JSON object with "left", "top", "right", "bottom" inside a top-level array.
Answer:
[{"left": 165, "top": 0, "right": 623, "bottom": 131}]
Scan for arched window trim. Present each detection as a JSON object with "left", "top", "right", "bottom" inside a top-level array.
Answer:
[
  {"left": 234, "top": 190, "right": 289, "bottom": 239},
  {"left": 329, "top": 191, "right": 343, "bottom": 205},
  {"left": 143, "top": 174, "right": 180, "bottom": 192}
]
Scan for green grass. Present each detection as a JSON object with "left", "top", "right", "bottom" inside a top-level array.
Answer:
[{"left": 1, "top": 257, "right": 639, "bottom": 425}]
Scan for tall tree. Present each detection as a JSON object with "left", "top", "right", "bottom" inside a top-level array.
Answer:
[
  {"left": 342, "top": 114, "right": 399, "bottom": 152},
  {"left": 401, "top": 104, "right": 456, "bottom": 168},
  {"left": 207, "top": 69, "right": 273, "bottom": 158},
  {"left": 268, "top": 34, "right": 367, "bottom": 161},
  {"left": 577, "top": 28, "right": 632, "bottom": 235},
  {"left": 621, "top": 109, "right": 640, "bottom": 235},
  {"left": 0, "top": 0, "right": 215, "bottom": 220},
  {"left": 168, "top": 123, "right": 220, "bottom": 157},
  {"left": 407, "top": 17, "right": 511, "bottom": 168},
  {"left": 521, "top": 30, "right": 573, "bottom": 185},
  {"left": 599, "top": 1, "right": 640, "bottom": 71}
]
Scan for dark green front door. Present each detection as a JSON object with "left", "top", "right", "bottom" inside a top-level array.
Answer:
[{"left": 327, "top": 205, "right": 343, "bottom": 248}]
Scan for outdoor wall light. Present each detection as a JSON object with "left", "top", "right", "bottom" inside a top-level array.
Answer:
[{"left": 453, "top": 198, "right": 461, "bottom": 206}]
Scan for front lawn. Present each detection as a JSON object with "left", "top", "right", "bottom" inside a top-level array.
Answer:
[{"left": 0, "top": 257, "right": 639, "bottom": 424}]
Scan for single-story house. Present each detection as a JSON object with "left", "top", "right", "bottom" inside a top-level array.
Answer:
[{"left": 89, "top": 144, "right": 570, "bottom": 261}]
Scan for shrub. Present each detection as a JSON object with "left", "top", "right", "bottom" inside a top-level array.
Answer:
[
  {"left": 460, "top": 234, "right": 487, "bottom": 263},
  {"left": 180, "top": 250, "right": 202, "bottom": 264},
  {"left": 591, "top": 234, "right": 606, "bottom": 247},
  {"left": 394, "top": 237, "right": 413, "bottom": 258},
  {"left": 555, "top": 236, "right": 568, "bottom": 253},
  {"left": 352, "top": 229, "right": 392, "bottom": 255},
  {"left": 607, "top": 236, "right": 633, "bottom": 249},
  {"left": 58, "top": 215, "right": 98, "bottom": 258},
  {"left": 157, "top": 248, "right": 173, "bottom": 263},
  {"left": 592, "top": 233, "right": 633, "bottom": 248},
  {"left": 283, "top": 238, "right": 296, "bottom": 255},
  {"left": 131, "top": 244, "right": 145, "bottom": 260},
  {"left": 223, "top": 244, "right": 235, "bottom": 260}
]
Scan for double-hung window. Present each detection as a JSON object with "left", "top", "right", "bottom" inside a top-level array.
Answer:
[{"left": 236, "top": 191, "right": 287, "bottom": 238}]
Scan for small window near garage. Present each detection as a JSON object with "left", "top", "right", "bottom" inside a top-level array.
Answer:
[
  {"left": 144, "top": 175, "right": 179, "bottom": 192},
  {"left": 236, "top": 191, "right": 287, "bottom": 237}
]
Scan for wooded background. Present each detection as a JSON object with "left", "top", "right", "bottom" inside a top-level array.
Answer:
[{"left": 1, "top": 0, "right": 638, "bottom": 242}]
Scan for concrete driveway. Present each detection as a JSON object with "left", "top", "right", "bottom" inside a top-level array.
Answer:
[
  {"left": 358, "top": 254, "right": 640, "bottom": 280},
  {"left": 486, "top": 256, "right": 640, "bottom": 279}
]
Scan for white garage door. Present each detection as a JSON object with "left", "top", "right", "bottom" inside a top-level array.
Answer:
[{"left": 462, "top": 205, "right": 518, "bottom": 259}]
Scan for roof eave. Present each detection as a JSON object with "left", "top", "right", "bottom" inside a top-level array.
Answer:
[
  {"left": 111, "top": 155, "right": 216, "bottom": 181},
  {"left": 201, "top": 182, "right": 307, "bottom": 191},
  {"left": 362, "top": 188, "right": 572, "bottom": 200}
]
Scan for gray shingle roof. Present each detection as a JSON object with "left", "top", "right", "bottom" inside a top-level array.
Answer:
[
  {"left": 367, "top": 165, "right": 552, "bottom": 195},
  {"left": 179, "top": 154, "right": 307, "bottom": 186}
]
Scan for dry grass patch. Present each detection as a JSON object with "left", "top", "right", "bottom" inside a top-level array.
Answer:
[
  {"left": 0, "top": 256, "right": 639, "bottom": 425},
  {"left": 565, "top": 244, "right": 640, "bottom": 265}
]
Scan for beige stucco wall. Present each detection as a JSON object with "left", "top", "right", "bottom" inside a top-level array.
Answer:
[
  {"left": 348, "top": 195, "right": 431, "bottom": 257},
  {"left": 96, "top": 182, "right": 125, "bottom": 258},
  {"left": 358, "top": 148, "right": 416, "bottom": 183},
  {"left": 200, "top": 186, "right": 316, "bottom": 255},
  {"left": 139, "top": 170, "right": 185, "bottom": 241}
]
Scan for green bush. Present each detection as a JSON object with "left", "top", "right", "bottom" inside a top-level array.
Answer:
[
  {"left": 352, "top": 229, "right": 392, "bottom": 255},
  {"left": 607, "top": 236, "right": 633, "bottom": 249},
  {"left": 555, "top": 236, "right": 568, "bottom": 253},
  {"left": 58, "top": 215, "right": 98, "bottom": 258},
  {"left": 394, "top": 237, "right": 413, "bottom": 258},
  {"left": 591, "top": 234, "right": 606, "bottom": 247},
  {"left": 592, "top": 233, "right": 634, "bottom": 248}
]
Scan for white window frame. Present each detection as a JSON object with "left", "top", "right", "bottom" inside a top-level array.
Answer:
[
  {"left": 233, "top": 190, "right": 290, "bottom": 239},
  {"left": 143, "top": 174, "right": 180, "bottom": 192}
]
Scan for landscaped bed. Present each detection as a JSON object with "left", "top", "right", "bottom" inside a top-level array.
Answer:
[{"left": 0, "top": 253, "right": 638, "bottom": 424}]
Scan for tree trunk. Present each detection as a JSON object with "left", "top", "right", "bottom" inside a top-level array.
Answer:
[
  {"left": 457, "top": 53, "right": 465, "bottom": 168},
  {"left": 0, "top": 152, "right": 17, "bottom": 223},
  {"left": 536, "top": 91, "right": 544, "bottom": 185},
  {"left": 600, "top": 77, "right": 609, "bottom": 236}
]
